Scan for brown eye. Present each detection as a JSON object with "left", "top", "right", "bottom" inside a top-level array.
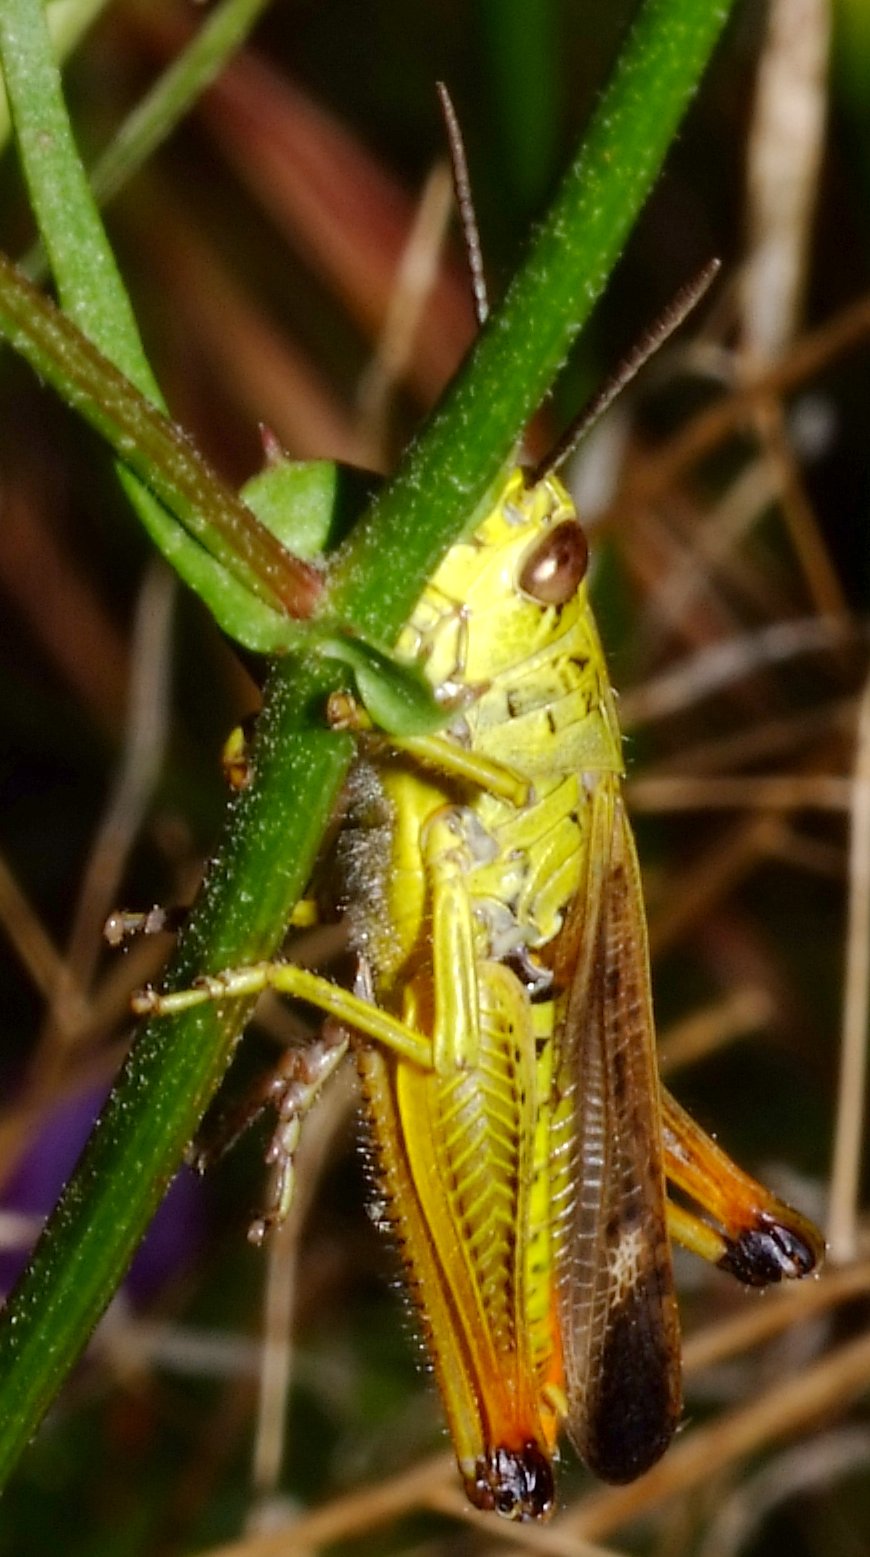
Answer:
[{"left": 518, "top": 520, "right": 589, "bottom": 604}]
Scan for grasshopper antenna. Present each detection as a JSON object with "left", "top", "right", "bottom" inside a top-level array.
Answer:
[
  {"left": 436, "top": 82, "right": 489, "bottom": 327},
  {"left": 533, "top": 257, "right": 722, "bottom": 483}
]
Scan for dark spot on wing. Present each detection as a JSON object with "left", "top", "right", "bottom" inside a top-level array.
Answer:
[{"left": 579, "top": 1269, "right": 681, "bottom": 1483}]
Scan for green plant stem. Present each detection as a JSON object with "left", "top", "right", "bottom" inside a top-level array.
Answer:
[
  {"left": 23, "top": 0, "right": 274, "bottom": 277},
  {"left": 327, "top": 0, "right": 734, "bottom": 640},
  {"left": 0, "top": 251, "right": 321, "bottom": 635},
  {"left": 0, "top": 658, "right": 353, "bottom": 1483},
  {"left": 0, "top": 0, "right": 738, "bottom": 1490},
  {"left": 0, "top": 0, "right": 303, "bottom": 643},
  {"left": 0, "top": 0, "right": 110, "bottom": 147},
  {"left": 0, "top": 3, "right": 157, "bottom": 383},
  {"left": 475, "top": 0, "right": 564, "bottom": 217},
  {"left": 91, "top": 0, "right": 273, "bottom": 207}
]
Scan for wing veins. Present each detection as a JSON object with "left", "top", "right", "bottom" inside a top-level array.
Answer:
[{"left": 555, "top": 780, "right": 681, "bottom": 1483}]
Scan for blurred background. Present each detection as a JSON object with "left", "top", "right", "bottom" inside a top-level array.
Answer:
[{"left": 0, "top": 0, "right": 869, "bottom": 1552}]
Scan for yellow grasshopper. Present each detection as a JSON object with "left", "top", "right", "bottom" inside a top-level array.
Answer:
[
  {"left": 135, "top": 101, "right": 824, "bottom": 1522},
  {"left": 137, "top": 457, "right": 823, "bottom": 1520}
]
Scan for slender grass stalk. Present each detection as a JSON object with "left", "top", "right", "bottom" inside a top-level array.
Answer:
[
  {"left": 325, "top": 0, "right": 735, "bottom": 638},
  {"left": 0, "top": 251, "right": 321, "bottom": 636},
  {"left": 0, "top": 0, "right": 301, "bottom": 641},
  {"left": 23, "top": 0, "right": 275, "bottom": 276},
  {"left": 0, "top": 0, "right": 110, "bottom": 146}
]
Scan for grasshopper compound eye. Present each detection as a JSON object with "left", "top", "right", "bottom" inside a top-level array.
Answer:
[{"left": 518, "top": 519, "right": 589, "bottom": 605}]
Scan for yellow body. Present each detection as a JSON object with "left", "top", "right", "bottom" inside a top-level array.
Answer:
[
  {"left": 342, "top": 468, "right": 678, "bottom": 1514},
  {"left": 142, "top": 465, "right": 823, "bottom": 1521}
]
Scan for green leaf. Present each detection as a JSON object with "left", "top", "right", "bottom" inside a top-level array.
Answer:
[
  {"left": 316, "top": 634, "right": 450, "bottom": 737},
  {"left": 240, "top": 457, "right": 376, "bottom": 559},
  {"left": 242, "top": 459, "right": 449, "bottom": 734}
]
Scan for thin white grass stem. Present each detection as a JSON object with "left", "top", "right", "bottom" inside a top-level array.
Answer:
[
  {"left": 629, "top": 774, "right": 851, "bottom": 812},
  {"left": 621, "top": 614, "right": 859, "bottom": 727},
  {"left": 48, "top": 564, "right": 175, "bottom": 1043},
  {"left": 827, "top": 671, "right": 870, "bottom": 1261}
]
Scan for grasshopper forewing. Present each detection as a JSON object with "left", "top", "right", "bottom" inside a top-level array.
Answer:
[
  {"left": 136, "top": 467, "right": 823, "bottom": 1521},
  {"left": 550, "top": 785, "right": 681, "bottom": 1484}
]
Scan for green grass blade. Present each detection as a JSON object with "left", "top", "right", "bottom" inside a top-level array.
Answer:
[
  {"left": 0, "top": 0, "right": 300, "bottom": 643},
  {"left": 327, "top": 0, "right": 734, "bottom": 640},
  {"left": 90, "top": 0, "right": 273, "bottom": 208},
  {"left": 0, "top": 0, "right": 110, "bottom": 147},
  {"left": 23, "top": 0, "right": 274, "bottom": 277},
  {"left": 0, "top": 251, "right": 322, "bottom": 638}
]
